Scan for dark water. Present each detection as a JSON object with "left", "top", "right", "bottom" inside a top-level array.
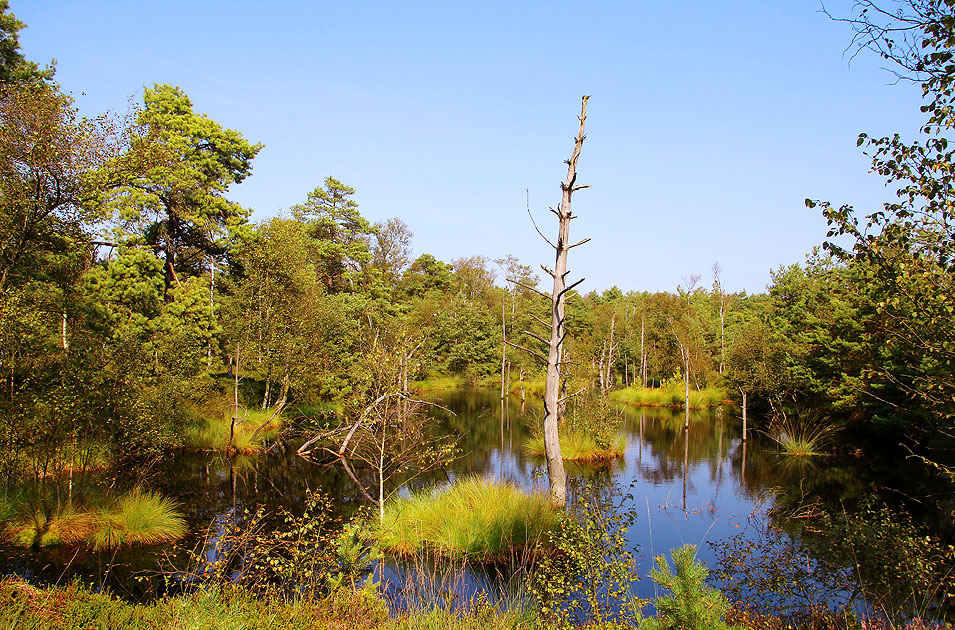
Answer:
[{"left": 0, "top": 388, "right": 944, "bottom": 613}]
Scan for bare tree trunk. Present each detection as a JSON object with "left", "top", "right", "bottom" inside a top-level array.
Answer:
[
  {"left": 740, "top": 388, "right": 748, "bottom": 442},
  {"left": 501, "top": 289, "right": 507, "bottom": 401},
  {"left": 713, "top": 262, "right": 725, "bottom": 375},
  {"left": 606, "top": 309, "right": 616, "bottom": 390},
  {"left": 208, "top": 259, "right": 215, "bottom": 368},
  {"left": 598, "top": 343, "right": 606, "bottom": 394},
  {"left": 277, "top": 362, "right": 290, "bottom": 408},
  {"left": 640, "top": 311, "right": 646, "bottom": 388},
  {"left": 262, "top": 363, "right": 272, "bottom": 409},
  {"left": 542, "top": 95, "right": 590, "bottom": 508},
  {"left": 230, "top": 344, "right": 240, "bottom": 453},
  {"left": 61, "top": 309, "right": 69, "bottom": 359},
  {"left": 684, "top": 347, "right": 690, "bottom": 428}
]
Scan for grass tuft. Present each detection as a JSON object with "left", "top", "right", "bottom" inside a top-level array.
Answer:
[
  {"left": 523, "top": 431, "right": 627, "bottom": 463},
  {"left": 101, "top": 489, "right": 188, "bottom": 548},
  {"left": 769, "top": 417, "right": 837, "bottom": 458},
  {"left": 2, "top": 490, "right": 186, "bottom": 550},
  {"left": 184, "top": 406, "right": 284, "bottom": 454},
  {"left": 376, "top": 477, "right": 562, "bottom": 563},
  {"left": 610, "top": 383, "right": 725, "bottom": 409},
  {"left": 409, "top": 375, "right": 465, "bottom": 392}
]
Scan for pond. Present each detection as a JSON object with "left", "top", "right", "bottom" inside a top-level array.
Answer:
[{"left": 0, "top": 388, "right": 944, "bottom": 616}]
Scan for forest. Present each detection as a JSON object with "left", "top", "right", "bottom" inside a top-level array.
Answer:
[{"left": 1, "top": 1, "right": 954, "bottom": 628}]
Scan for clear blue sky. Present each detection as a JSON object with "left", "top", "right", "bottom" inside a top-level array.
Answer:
[{"left": 17, "top": 1, "right": 926, "bottom": 294}]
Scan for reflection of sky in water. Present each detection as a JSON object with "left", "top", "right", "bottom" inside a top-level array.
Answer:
[
  {"left": 420, "top": 389, "right": 773, "bottom": 605},
  {"left": 0, "top": 387, "right": 778, "bottom": 611}
]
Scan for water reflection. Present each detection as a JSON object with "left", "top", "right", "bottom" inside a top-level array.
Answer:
[{"left": 4, "top": 387, "right": 925, "bottom": 612}]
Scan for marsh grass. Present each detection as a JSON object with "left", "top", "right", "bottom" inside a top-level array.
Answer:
[
  {"left": 523, "top": 431, "right": 627, "bottom": 463},
  {"left": 769, "top": 418, "right": 837, "bottom": 458},
  {"left": 89, "top": 490, "right": 187, "bottom": 550},
  {"left": 2, "top": 489, "right": 186, "bottom": 550},
  {"left": 509, "top": 378, "right": 544, "bottom": 397},
  {"left": 610, "top": 384, "right": 725, "bottom": 409},
  {"left": 184, "top": 406, "right": 284, "bottom": 454},
  {"left": 409, "top": 375, "right": 465, "bottom": 391},
  {"left": 0, "top": 578, "right": 529, "bottom": 630},
  {"left": 376, "top": 477, "right": 562, "bottom": 563}
]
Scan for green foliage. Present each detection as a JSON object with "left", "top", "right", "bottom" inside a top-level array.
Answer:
[
  {"left": 375, "top": 477, "right": 562, "bottom": 562},
  {"left": 713, "top": 498, "right": 955, "bottom": 623},
  {"left": 0, "top": 1, "right": 54, "bottom": 84},
  {"left": 530, "top": 481, "right": 645, "bottom": 627},
  {"left": 807, "top": 2, "right": 955, "bottom": 431},
  {"left": 291, "top": 176, "right": 375, "bottom": 293},
  {"left": 213, "top": 490, "right": 379, "bottom": 598},
  {"left": 643, "top": 544, "right": 736, "bottom": 630},
  {"left": 110, "top": 84, "right": 261, "bottom": 296}
]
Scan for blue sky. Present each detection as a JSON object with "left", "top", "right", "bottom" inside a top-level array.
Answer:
[{"left": 17, "top": 1, "right": 926, "bottom": 294}]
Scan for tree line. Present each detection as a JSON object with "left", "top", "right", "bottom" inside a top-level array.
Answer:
[{"left": 1, "top": 0, "right": 953, "bottom": 486}]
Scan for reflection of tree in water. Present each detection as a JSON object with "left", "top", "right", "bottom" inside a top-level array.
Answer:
[
  {"left": 620, "top": 407, "right": 735, "bottom": 490},
  {"left": 712, "top": 429, "right": 955, "bottom": 623},
  {"left": 423, "top": 389, "right": 539, "bottom": 479}
]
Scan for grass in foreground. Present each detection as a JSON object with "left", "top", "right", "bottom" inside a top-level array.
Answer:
[
  {"left": 523, "top": 431, "right": 627, "bottom": 463},
  {"left": 610, "top": 384, "right": 726, "bottom": 409},
  {"left": 183, "top": 406, "right": 284, "bottom": 454},
  {"left": 0, "top": 579, "right": 529, "bottom": 630},
  {"left": 2, "top": 489, "right": 186, "bottom": 550},
  {"left": 375, "top": 477, "right": 562, "bottom": 562}
]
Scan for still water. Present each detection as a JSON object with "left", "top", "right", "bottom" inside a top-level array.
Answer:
[{"left": 0, "top": 388, "right": 903, "bottom": 609}]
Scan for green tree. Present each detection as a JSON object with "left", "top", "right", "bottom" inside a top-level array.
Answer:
[
  {"left": 0, "top": 1, "right": 54, "bottom": 84},
  {"left": 110, "top": 84, "right": 261, "bottom": 298},
  {"left": 0, "top": 82, "right": 118, "bottom": 290},
  {"left": 814, "top": 1, "right": 955, "bottom": 426},
  {"left": 644, "top": 544, "right": 737, "bottom": 630},
  {"left": 291, "top": 176, "right": 375, "bottom": 293}
]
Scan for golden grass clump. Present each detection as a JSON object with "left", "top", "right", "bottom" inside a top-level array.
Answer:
[
  {"left": 610, "top": 384, "right": 726, "bottom": 409},
  {"left": 2, "top": 490, "right": 186, "bottom": 550},
  {"left": 89, "top": 490, "right": 188, "bottom": 550},
  {"left": 770, "top": 418, "right": 837, "bottom": 458},
  {"left": 523, "top": 431, "right": 627, "bottom": 463},
  {"left": 375, "top": 477, "right": 562, "bottom": 562},
  {"left": 184, "top": 406, "right": 284, "bottom": 454}
]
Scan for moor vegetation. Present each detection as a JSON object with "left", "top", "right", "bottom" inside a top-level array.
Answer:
[{"left": 0, "top": 0, "right": 954, "bottom": 628}]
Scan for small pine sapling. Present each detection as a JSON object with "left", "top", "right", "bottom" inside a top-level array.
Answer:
[{"left": 643, "top": 544, "right": 738, "bottom": 630}]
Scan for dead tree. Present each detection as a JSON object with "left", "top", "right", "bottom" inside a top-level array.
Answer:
[
  {"left": 540, "top": 96, "right": 591, "bottom": 507},
  {"left": 506, "top": 97, "right": 590, "bottom": 507}
]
